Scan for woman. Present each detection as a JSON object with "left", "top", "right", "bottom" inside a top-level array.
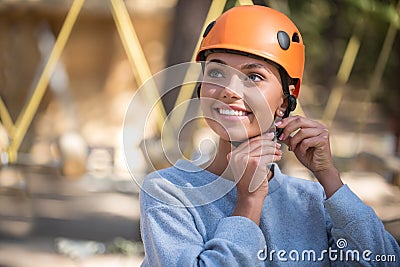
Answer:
[{"left": 139, "top": 5, "right": 399, "bottom": 266}]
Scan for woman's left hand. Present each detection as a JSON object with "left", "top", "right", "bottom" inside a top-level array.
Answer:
[{"left": 276, "top": 116, "right": 343, "bottom": 197}]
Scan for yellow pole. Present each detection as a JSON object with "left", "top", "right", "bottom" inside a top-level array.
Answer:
[
  {"left": 322, "top": 17, "right": 364, "bottom": 127},
  {"left": 109, "top": 0, "right": 168, "bottom": 134},
  {"left": 236, "top": 0, "right": 254, "bottom": 5},
  {"left": 0, "top": 96, "right": 15, "bottom": 136},
  {"left": 7, "top": 0, "right": 85, "bottom": 163}
]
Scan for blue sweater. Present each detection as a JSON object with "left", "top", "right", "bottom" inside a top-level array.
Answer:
[{"left": 139, "top": 160, "right": 399, "bottom": 266}]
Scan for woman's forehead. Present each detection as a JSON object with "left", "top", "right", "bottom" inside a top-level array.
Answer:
[{"left": 205, "top": 52, "right": 279, "bottom": 74}]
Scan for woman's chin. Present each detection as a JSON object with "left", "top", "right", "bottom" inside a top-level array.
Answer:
[{"left": 219, "top": 132, "right": 255, "bottom": 144}]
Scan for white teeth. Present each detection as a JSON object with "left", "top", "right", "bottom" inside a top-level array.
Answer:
[{"left": 218, "top": 108, "right": 247, "bottom": 116}]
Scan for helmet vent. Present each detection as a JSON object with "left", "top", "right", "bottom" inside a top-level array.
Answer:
[
  {"left": 277, "top": 31, "right": 290, "bottom": 50},
  {"left": 203, "top": 21, "right": 216, "bottom": 38},
  {"left": 292, "top": 33, "right": 300, "bottom": 43}
]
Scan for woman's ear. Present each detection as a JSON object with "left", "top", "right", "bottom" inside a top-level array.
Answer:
[
  {"left": 276, "top": 95, "right": 288, "bottom": 118},
  {"left": 276, "top": 85, "right": 296, "bottom": 118},
  {"left": 289, "top": 84, "right": 295, "bottom": 95},
  {"left": 276, "top": 101, "right": 286, "bottom": 118},
  {"left": 287, "top": 85, "right": 297, "bottom": 112}
]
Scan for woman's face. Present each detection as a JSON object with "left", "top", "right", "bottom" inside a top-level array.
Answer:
[{"left": 200, "top": 52, "right": 284, "bottom": 142}]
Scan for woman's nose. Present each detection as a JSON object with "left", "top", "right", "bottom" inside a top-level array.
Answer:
[{"left": 220, "top": 75, "right": 244, "bottom": 99}]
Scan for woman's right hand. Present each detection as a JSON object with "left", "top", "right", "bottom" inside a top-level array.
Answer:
[{"left": 228, "top": 132, "right": 282, "bottom": 224}]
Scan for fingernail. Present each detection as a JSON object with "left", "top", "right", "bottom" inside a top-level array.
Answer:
[
  {"left": 279, "top": 133, "right": 284, "bottom": 141},
  {"left": 266, "top": 132, "right": 275, "bottom": 138},
  {"left": 276, "top": 143, "right": 281, "bottom": 148},
  {"left": 275, "top": 121, "right": 282, "bottom": 127}
]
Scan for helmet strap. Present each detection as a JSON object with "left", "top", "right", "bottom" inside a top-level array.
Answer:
[
  {"left": 276, "top": 68, "right": 297, "bottom": 138},
  {"left": 278, "top": 67, "right": 297, "bottom": 117},
  {"left": 196, "top": 83, "right": 201, "bottom": 98}
]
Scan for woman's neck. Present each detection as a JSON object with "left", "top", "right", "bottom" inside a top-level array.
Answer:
[{"left": 204, "top": 138, "right": 233, "bottom": 179}]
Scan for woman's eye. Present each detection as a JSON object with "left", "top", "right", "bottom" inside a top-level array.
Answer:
[
  {"left": 207, "top": 69, "right": 224, "bottom": 78},
  {"left": 247, "top": 73, "right": 263, "bottom": 82}
]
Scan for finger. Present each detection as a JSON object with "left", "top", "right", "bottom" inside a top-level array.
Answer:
[
  {"left": 248, "top": 155, "right": 281, "bottom": 193},
  {"left": 276, "top": 115, "right": 318, "bottom": 129},
  {"left": 237, "top": 147, "right": 281, "bottom": 171},
  {"left": 244, "top": 134, "right": 281, "bottom": 156},
  {"left": 296, "top": 132, "right": 329, "bottom": 156},
  {"left": 232, "top": 132, "right": 275, "bottom": 153},
  {"left": 235, "top": 148, "right": 281, "bottom": 168},
  {"left": 280, "top": 117, "right": 321, "bottom": 139},
  {"left": 276, "top": 116, "right": 325, "bottom": 141},
  {"left": 227, "top": 142, "right": 280, "bottom": 163},
  {"left": 247, "top": 139, "right": 280, "bottom": 154},
  {"left": 288, "top": 127, "right": 326, "bottom": 152},
  {"left": 247, "top": 146, "right": 282, "bottom": 158}
]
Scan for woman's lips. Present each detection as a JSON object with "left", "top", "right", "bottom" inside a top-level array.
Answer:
[
  {"left": 217, "top": 108, "right": 248, "bottom": 116},
  {"left": 213, "top": 106, "right": 253, "bottom": 121}
]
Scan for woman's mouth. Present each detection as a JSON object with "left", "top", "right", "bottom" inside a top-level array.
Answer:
[
  {"left": 213, "top": 106, "right": 253, "bottom": 122},
  {"left": 217, "top": 108, "right": 248, "bottom": 116}
]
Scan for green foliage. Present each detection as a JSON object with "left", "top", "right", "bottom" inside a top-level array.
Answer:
[
  {"left": 344, "top": 0, "right": 399, "bottom": 27},
  {"left": 286, "top": 0, "right": 399, "bottom": 89}
]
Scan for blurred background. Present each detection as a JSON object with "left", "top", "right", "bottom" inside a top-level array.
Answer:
[{"left": 0, "top": 0, "right": 399, "bottom": 266}]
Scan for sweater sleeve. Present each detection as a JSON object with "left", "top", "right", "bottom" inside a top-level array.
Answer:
[
  {"left": 140, "top": 202, "right": 266, "bottom": 267},
  {"left": 324, "top": 184, "right": 399, "bottom": 266}
]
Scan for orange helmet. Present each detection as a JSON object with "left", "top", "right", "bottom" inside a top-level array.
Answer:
[{"left": 196, "top": 5, "right": 305, "bottom": 98}]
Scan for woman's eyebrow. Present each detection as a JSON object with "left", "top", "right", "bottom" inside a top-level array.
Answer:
[
  {"left": 206, "top": 59, "right": 227, "bottom": 66},
  {"left": 205, "top": 59, "right": 273, "bottom": 74},
  {"left": 240, "top": 63, "right": 272, "bottom": 73}
]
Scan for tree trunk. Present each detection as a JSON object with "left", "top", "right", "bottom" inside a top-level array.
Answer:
[{"left": 162, "top": 0, "right": 212, "bottom": 115}]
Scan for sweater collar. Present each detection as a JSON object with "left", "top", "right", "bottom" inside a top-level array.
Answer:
[{"left": 175, "top": 159, "right": 283, "bottom": 195}]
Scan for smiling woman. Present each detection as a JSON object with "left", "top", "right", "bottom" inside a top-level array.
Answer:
[{"left": 138, "top": 5, "right": 400, "bottom": 267}]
